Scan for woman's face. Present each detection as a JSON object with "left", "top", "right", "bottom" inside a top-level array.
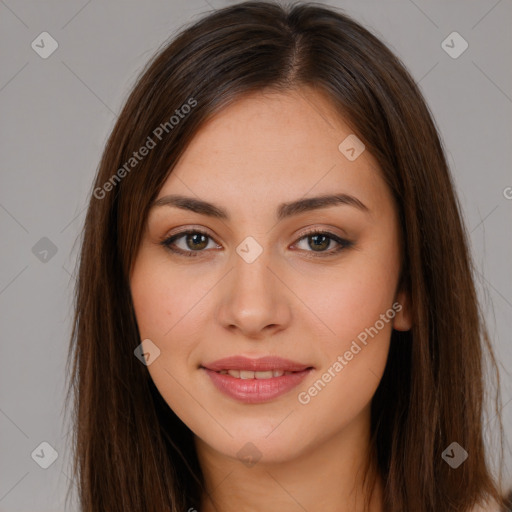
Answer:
[{"left": 130, "top": 88, "right": 410, "bottom": 465}]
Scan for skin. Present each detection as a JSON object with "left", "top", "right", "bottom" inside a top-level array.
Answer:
[{"left": 130, "top": 87, "right": 412, "bottom": 512}]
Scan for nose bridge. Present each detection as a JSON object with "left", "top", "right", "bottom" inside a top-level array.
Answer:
[
  {"left": 215, "top": 236, "right": 291, "bottom": 336},
  {"left": 231, "top": 237, "right": 276, "bottom": 307}
]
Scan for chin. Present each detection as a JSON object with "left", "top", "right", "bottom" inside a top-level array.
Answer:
[{"left": 195, "top": 415, "right": 318, "bottom": 466}]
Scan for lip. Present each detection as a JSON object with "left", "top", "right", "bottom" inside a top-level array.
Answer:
[
  {"left": 201, "top": 356, "right": 313, "bottom": 404},
  {"left": 202, "top": 355, "right": 311, "bottom": 372}
]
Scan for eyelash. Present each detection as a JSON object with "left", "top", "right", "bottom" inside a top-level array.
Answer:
[{"left": 160, "top": 228, "right": 353, "bottom": 258}]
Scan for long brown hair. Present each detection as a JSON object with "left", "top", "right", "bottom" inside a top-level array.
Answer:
[{"left": 65, "top": 2, "right": 507, "bottom": 510}]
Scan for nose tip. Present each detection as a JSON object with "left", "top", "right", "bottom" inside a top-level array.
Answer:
[{"left": 215, "top": 250, "right": 292, "bottom": 338}]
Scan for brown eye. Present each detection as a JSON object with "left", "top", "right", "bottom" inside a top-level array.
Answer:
[
  {"left": 293, "top": 230, "right": 353, "bottom": 256},
  {"left": 160, "top": 228, "right": 352, "bottom": 259},
  {"left": 184, "top": 232, "right": 208, "bottom": 250},
  {"left": 161, "top": 230, "right": 218, "bottom": 257},
  {"left": 308, "top": 233, "right": 331, "bottom": 251}
]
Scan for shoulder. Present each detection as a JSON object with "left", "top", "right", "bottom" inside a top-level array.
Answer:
[{"left": 470, "top": 499, "right": 504, "bottom": 512}]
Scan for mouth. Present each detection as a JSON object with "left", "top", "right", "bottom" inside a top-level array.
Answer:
[{"left": 201, "top": 356, "right": 314, "bottom": 404}]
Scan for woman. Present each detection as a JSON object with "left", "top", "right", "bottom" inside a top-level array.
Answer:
[{"left": 65, "top": 2, "right": 509, "bottom": 511}]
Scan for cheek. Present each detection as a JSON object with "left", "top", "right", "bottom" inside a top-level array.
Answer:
[
  {"left": 294, "top": 331, "right": 390, "bottom": 455},
  {"left": 130, "top": 252, "right": 210, "bottom": 341},
  {"left": 294, "top": 276, "right": 394, "bottom": 415},
  {"left": 291, "top": 236, "right": 400, "bottom": 430},
  {"left": 290, "top": 243, "right": 400, "bottom": 350},
  {"left": 130, "top": 255, "right": 211, "bottom": 428},
  {"left": 130, "top": 251, "right": 220, "bottom": 387},
  {"left": 287, "top": 237, "right": 399, "bottom": 415}
]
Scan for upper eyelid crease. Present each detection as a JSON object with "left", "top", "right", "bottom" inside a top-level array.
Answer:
[{"left": 151, "top": 193, "right": 370, "bottom": 221}]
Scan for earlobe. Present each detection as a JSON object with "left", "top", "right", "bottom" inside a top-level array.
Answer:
[{"left": 393, "top": 289, "right": 412, "bottom": 331}]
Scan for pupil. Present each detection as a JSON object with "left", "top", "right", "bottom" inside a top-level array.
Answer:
[
  {"left": 187, "top": 233, "right": 207, "bottom": 250},
  {"left": 310, "top": 234, "right": 328, "bottom": 251}
]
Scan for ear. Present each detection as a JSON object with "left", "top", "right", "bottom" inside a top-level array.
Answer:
[{"left": 392, "top": 288, "right": 412, "bottom": 331}]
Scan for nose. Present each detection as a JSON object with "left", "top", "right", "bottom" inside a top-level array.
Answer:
[{"left": 215, "top": 246, "right": 292, "bottom": 340}]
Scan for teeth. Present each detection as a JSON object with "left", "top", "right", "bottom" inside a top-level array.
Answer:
[
  {"left": 219, "top": 369, "right": 295, "bottom": 379},
  {"left": 255, "top": 371, "right": 273, "bottom": 379}
]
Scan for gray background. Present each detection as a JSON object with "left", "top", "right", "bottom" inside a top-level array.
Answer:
[{"left": 0, "top": 0, "right": 511, "bottom": 510}]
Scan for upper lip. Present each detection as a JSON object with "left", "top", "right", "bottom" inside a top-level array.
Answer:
[{"left": 201, "top": 356, "right": 312, "bottom": 372}]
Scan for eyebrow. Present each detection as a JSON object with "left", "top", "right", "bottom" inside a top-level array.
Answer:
[{"left": 151, "top": 193, "right": 370, "bottom": 221}]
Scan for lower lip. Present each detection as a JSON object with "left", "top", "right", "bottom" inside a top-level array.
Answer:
[{"left": 203, "top": 368, "right": 312, "bottom": 404}]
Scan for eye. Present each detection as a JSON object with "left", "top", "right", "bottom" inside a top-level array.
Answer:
[
  {"left": 160, "top": 229, "right": 220, "bottom": 257},
  {"left": 292, "top": 229, "right": 352, "bottom": 256},
  {"left": 160, "top": 228, "right": 353, "bottom": 258}
]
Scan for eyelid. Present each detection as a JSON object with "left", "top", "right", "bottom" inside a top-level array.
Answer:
[
  {"left": 164, "top": 225, "right": 216, "bottom": 240},
  {"left": 294, "top": 224, "right": 349, "bottom": 241}
]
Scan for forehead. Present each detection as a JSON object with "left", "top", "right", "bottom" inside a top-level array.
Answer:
[{"left": 156, "top": 87, "right": 391, "bottom": 219}]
